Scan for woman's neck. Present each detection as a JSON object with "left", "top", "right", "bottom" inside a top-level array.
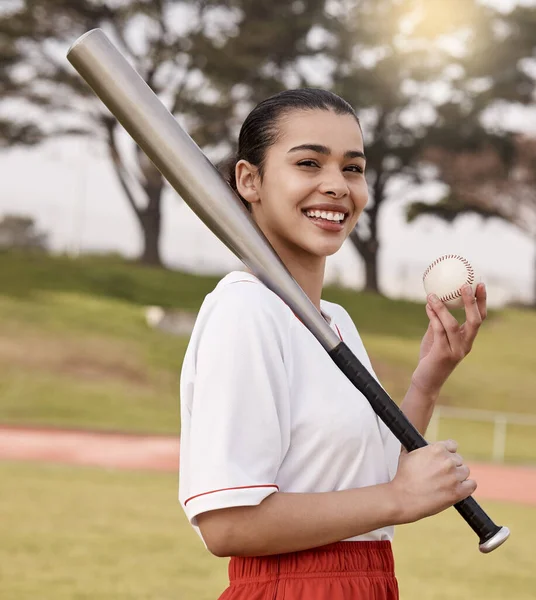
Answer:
[
  {"left": 285, "top": 259, "right": 325, "bottom": 313},
  {"left": 246, "top": 248, "right": 325, "bottom": 312}
]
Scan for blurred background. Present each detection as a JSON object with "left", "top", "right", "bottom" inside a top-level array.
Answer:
[{"left": 1, "top": 0, "right": 535, "bottom": 598}]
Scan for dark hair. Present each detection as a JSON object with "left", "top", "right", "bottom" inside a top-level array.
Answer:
[{"left": 227, "top": 88, "right": 361, "bottom": 211}]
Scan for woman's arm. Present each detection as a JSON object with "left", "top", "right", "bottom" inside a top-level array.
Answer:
[
  {"left": 198, "top": 484, "right": 398, "bottom": 557},
  {"left": 401, "top": 283, "right": 487, "bottom": 435},
  {"left": 197, "top": 439, "right": 476, "bottom": 557},
  {"left": 400, "top": 384, "right": 439, "bottom": 436}
]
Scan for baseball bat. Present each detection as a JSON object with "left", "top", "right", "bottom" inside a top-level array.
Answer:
[{"left": 67, "top": 29, "right": 509, "bottom": 553}]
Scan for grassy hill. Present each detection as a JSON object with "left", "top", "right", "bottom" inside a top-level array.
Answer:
[{"left": 1, "top": 251, "right": 535, "bottom": 460}]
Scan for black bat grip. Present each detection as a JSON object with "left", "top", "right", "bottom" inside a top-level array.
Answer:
[{"left": 329, "top": 342, "right": 509, "bottom": 552}]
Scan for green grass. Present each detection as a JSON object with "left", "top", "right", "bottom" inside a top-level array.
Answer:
[
  {"left": 427, "top": 418, "right": 536, "bottom": 465},
  {"left": 0, "top": 292, "right": 187, "bottom": 433},
  {"left": 0, "top": 462, "right": 227, "bottom": 600},
  {"left": 0, "top": 251, "right": 535, "bottom": 462},
  {"left": 0, "top": 461, "right": 533, "bottom": 599},
  {"left": 394, "top": 502, "right": 536, "bottom": 599},
  {"left": 0, "top": 251, "right": 221, "bottom": 310}
]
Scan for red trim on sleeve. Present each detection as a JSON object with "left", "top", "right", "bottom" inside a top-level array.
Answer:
[
  {"left": 184, "top": 484, "right": 279, "bottom": 506},
  {"left": 335, "top": 324, "right": 343, "bottom": 341}
]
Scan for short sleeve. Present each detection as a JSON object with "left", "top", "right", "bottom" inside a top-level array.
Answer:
[{"left": 179, "top": 283, "right": 291, "bottom": 527}]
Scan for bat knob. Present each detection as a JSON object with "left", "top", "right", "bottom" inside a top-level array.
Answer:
[{"left": 478, "top": 526, "right": 510, "bottom": 553}]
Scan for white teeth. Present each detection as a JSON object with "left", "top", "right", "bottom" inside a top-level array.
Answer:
[{"left": 305, "top": 210, "right": 345, "bottom": 222}]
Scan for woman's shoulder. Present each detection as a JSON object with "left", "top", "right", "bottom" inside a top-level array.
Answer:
[
  {"left": 196, "top": 270, "right": 292, "bottom": 329},
  {"left": 320, "top": 298, "right": 355, "bottom": 327},
  {"left": 320, "top": 298, "right": 365, "bottom": 343}
]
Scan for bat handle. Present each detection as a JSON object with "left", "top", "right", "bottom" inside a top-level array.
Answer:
[
  {"left": 454, "top": 498, "right": 510, "bottom": 553},
  {"left": 329, "top": 342, "right": 510, "bottom": 553}
]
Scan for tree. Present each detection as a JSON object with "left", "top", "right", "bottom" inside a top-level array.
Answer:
[
  {"left": 327, "top": 0, "right": 534, "bottom": 293},
  {"left": 406, "top": 4, "right": 536, "bottom": 306},
  {"left": 0, "top": 214, "right": 48, "bottom": 251},
  {"left": 1, "top": 0, "right": 334, "bottom": 266},
  {"left": 407, "top": 135, "right": 536, "bottom": 306},
  {"left": 0, "top": 9, "right": 43, "bottom": 146}
]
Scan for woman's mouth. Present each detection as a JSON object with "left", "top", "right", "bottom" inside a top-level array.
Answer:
[{"left": 302, "top": 209, "right": 348, "bottom": 231}]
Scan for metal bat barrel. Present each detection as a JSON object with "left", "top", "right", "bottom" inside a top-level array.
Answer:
[
  {"left": 66, "top": 28, "right": 339, "bottom": 354},
  {"left": 66, "top": 29, "right": 509, "bottom": 553}
]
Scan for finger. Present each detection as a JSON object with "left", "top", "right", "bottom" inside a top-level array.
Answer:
[
  {"left": 439, "top": 439, "right": 458, "bottom": 453},
  {"left": 475, "top": 282, "right": 488, "bottom": 321},
  {"left": 458, "top": 478, "right": 477, "bottom": 499},
  {"left": 456, "top": 464, "right": 470, "bottom": 482},
  {"left": 425, "top": 303, "right": 449, "bottom": 343},
  {"left": 461, "top": 284, "right": 482, "bottom": 344},
  {"left": 462, "top": 283, "right": 481, "bottom": 322},
  {"left": 427, "top": 295, "right": 461, "bottom": 351},
  {"left": 451, "top": 452, "right": 464, "bottom": 467}
]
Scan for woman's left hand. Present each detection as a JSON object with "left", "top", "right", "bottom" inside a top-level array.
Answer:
[{"left": 411, "top": 283, "right": 487, "bottom": 396}]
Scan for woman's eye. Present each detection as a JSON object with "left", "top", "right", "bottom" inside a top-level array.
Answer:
[
  {"left": 297, "top": 160, "right": 319, "bottom": 168},
  {"left": 345, "top": 165, "right": 365, "bottom": 173}
]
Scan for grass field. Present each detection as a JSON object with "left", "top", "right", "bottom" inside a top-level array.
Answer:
[
  {"left": 1, "top": 251, "right": 535, "bottom": 461},
  {"left": 1, "top": 252, "right": 535, "bottom": 599},
  {"left": 0, "top": 461, "right": 534, "bottom": 600}
]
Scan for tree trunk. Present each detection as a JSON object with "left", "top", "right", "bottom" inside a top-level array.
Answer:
[
  {"left": 105, "top": 119, "right": 164, "bottom": 267},
  {"left": 348, "top": 229, "right": 380, "bottom": 293},
  {"left": 533, "top": 236, "right": 536, "bottom": 307},
  {"left": 361, "top": 238, "right": 380, "bottom": 292},
  {"left": 348, "top": 170, "right": 384, "bottom": 294},
  {"left": 137, "top": 193, "right": 163, "bottom": 267},
  {"left": 139, "top": 211, "right": 162, "bottom": 266}
]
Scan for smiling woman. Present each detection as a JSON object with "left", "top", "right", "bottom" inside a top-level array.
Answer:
[
  {"left": 224, "top": 91, "right": 368, "bottom": 302},
  {"left": 179, "top": 88, "right": 487, "bottom": 600}
]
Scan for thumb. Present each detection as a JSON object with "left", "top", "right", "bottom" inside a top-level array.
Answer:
[{"left": 399, "top": 446, "right": 409, "bottom": 458}]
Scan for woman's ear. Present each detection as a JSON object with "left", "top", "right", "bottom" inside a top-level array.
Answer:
[{"left": 235, "top": 160, "right": 261, "bottom": 205}]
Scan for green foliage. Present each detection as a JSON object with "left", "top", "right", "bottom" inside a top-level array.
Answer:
[
  {"left": 404, "top": 4, "right": 536, "bottom": 258},
  {"left": 405, "top": 195, "right": 502, "bottom": 224},
  {"left": 0, "top": 215, "right": 48, "bottom": 251},
  {"left": 5, "top": 1, "right": 536, "bottom": 284},
  {"left": 331, "top": 0, "right": 536, "bottom": 290},
  {"left": 1, "top": 0, "right": 338, "bottom": 265}
]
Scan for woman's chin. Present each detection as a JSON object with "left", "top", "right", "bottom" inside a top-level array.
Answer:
[
  {"left": 305, "top": 241, "right": 344, "bottom": 258},
  {"left": 321, "top": 246, "right": 343, "bottom": 257}
]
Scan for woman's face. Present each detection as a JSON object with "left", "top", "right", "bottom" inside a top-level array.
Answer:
[{"left": 237, "top": 109, "right": 368, "bottom": 263}]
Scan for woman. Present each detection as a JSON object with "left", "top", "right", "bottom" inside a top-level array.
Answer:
[{"left": 179, "top": 88, "right": 486, "bottom": 599}]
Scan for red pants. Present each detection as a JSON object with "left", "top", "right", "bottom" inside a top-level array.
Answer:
[{"left": 218, "top": 541, "right": 399, "bottom": 599}]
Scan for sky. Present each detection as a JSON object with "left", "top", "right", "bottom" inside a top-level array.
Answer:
[{"left": 1, "top": 0, "right": 535, "bottom": 308}]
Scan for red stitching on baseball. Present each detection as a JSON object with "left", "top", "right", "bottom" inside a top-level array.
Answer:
[{"left": 423, "top": 254, "right": 475, "bottom": 303}]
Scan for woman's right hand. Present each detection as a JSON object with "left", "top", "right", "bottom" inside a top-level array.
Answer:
[{"left": 390, "top": 439, "right": 477, "bottom": 524}]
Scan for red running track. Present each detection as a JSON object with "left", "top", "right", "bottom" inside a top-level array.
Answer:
[{"left": 0, "top": 425, "right": 535, "bottom": 506}]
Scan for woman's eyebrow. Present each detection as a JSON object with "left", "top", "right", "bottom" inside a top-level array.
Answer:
[{"left": 288, "top": 144, "right": 366, "bottom": 160}]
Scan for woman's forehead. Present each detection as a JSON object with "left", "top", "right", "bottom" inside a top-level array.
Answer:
[{"left": 275, "top": 109, "right": 364, "bottom": 151}]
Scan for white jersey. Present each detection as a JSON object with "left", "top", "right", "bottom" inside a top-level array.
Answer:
[{"left": 179, "top": 271, "right": 401, "bottom": 547}]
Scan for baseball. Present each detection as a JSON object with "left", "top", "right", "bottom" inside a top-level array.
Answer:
[{"left": 423, "top": 254, "right": 478, "bottom": 309}]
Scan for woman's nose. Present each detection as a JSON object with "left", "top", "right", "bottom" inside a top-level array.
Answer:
[{"left": 319, "top": 170, "right": 349, "bottom": 198}]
